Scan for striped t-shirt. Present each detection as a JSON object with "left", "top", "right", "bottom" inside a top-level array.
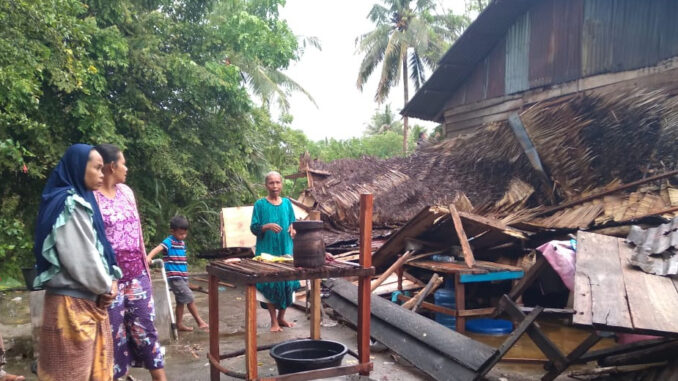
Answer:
[{"left": 161, "top": 235, "right": 188, "bottom": 280}]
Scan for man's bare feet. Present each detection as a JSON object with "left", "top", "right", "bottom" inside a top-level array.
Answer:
[
  {"left": 278, "top": 319, "right": 295, "bottom": 328},
  {"left": 197, "top": 321, "right": 209, "bottom": 331},
  {"left": 270, "top": 322, "right": 284, "bottom": 332},
  {"left": 177, "top": 324, "right": 194, "bottom": 332}
]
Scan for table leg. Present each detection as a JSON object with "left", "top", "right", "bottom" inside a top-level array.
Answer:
[
  {"left": 358, "top": 193, "right": 373, "bottom": 376},
  {"left": 455, "top": 274, "right": 466, "bottom": 334},
  {"left": 208, "top": 274, "right": 220, "bottom": 381},
  {"left": 397, "top": 268, "right": 403, "bottom": 291},
  {"left": 245, "top": 285, "right": 258, "bottom": 380},
  {"left": 310, "top": 279, "right": 321, "bottom": 339}
]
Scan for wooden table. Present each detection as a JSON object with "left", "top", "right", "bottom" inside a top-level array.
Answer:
[
  {"left": 405, "top": 260, "right": 524, "bottom": 333},
  {"left": 207, "top": 194, "right": 376, "bottom": 381}
]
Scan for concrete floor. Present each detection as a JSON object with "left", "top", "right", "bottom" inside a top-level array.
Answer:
[{"left": 0, "top": 276, "right": 589, "bottom": 381}]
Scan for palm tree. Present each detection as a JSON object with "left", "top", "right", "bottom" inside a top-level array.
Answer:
[
  {"left": 356, "top": 0, "right": 467, "bottom": 152},
  {"left": 365, "top": 104, "right": 403, "bottom": 135},
  {"left": 210, "top": 1, "right": 321, "bottom": 113}
]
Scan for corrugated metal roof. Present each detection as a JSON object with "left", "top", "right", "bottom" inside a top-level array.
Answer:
[
  {"left": 582, "top": 0, "right": 678, "bottom": 77},
  {"left": 626, "top": 217, "right": 678, "bottom": 276},
  {"left": 505, "top": 12, "right": 530, "bottom": 94},
  {"left": 401, "top": 0, "right": 539, "bottom": 121},
  {"left": 528, "top": 0, "right": 583, "bottom": 87},
  {"left": 404, "top": 0, "right": 678, "bottom": 122}
]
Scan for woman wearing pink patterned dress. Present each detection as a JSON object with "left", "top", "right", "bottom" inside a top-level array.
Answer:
[{"left": 94, "top": 144, "right": 166, "bottom": 381}]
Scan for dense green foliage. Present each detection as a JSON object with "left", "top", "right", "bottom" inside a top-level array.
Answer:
[
  {"left": 364, "top": 104, "right": 403, "bottom": 136},
  {"left": 0, "top": 0, "right": 309, "bottom": 281},
  {"left": 0, "top": 0, "right": 466, "bottom": 285}
]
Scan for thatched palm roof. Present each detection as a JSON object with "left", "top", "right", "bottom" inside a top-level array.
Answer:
[{"left": 303, "top": 89, "right": 678, "bottom": 231}]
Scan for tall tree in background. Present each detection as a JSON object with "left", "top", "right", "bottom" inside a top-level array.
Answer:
[
  {"left": 0, "top": 0, "right": 314, "bottom": 278},
  {"left": 209, "top": 0, "right": 320, "bottom": 113},
  {"left": 356, "top": 0, "right": 467, "bottom": 153},
  {"left": 365, "top": 104, "right": 403, "bottom": 135}
]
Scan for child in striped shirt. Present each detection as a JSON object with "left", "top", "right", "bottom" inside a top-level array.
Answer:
[{"left": 147, "top": 216, "right": 208, "bottom": 331}]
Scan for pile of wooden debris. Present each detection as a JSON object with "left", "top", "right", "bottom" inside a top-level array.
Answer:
[{"left": 282, "top": 89, "right": 678, "bottom": 381}]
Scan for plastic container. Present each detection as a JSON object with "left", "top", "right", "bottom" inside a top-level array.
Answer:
[
  {"left": 466, "top": 318, "right": 513, "bottom": 335},
  {"left": 434, "top": 288, "right": 456, "bottom": 330},
  {"left": 269, "top": 339, "right": 348, "bottom": 375},
  {"left": 431, "top": 255, "right": 454, "bottom": 262}
]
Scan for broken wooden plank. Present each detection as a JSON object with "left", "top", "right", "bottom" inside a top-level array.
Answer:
[
  {"left": 355, "top": 272, "right": 421, "bottom": 295},
  {"left": 409, "top": 260, "right": 522, "bottom": 275},
  {"left": 401, "top": 273, "right": 443, "bottom": 311},
  {"left": 574, "top": 232, "right": 632, "bottom": 330},
  {"left": 397, "top": 294, "right": 495, "bottom": 317},
  {"left": 449, "top": 204, "right": 475, "bottom": 268},
  {"left": 371, "top": 250, "right": 414, "bottom": 292},
  {"left": 372, "top": 206, "right": 449, "bottom": 268}
]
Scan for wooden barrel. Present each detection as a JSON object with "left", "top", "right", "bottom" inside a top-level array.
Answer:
[{"left": 293, "top": 221, "right": 325, "bottom": 268}]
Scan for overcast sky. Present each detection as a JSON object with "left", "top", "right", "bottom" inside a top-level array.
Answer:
[{"left": 277, "top": 0, "right": 469, "bottom": 141}]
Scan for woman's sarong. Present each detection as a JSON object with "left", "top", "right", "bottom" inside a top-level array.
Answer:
[{"left": 38, "top": 294, "right": 113, "bottom": 381}]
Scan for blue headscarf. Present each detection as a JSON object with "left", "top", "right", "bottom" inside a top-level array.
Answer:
[{"left": 33, "top": 144, "right": 118, "bottom": 276}]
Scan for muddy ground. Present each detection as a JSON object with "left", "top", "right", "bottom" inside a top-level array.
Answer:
[{"left": 0, "top": 273, "right": 603, "bottom": 381}]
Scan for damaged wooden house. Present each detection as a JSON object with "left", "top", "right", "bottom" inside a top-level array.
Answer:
[{"left": 280, "top": 0, "right": 678, "bottom": 380}]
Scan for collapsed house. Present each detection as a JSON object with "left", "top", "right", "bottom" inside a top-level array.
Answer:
[{"left": 284, "top": 1, "right": 678, "bottom": 380}]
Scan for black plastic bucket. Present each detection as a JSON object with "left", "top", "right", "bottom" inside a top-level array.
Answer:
[
  {"left": 21, "top": 267, "right": 41, "bottom": 291},
  {"left": 269, "top": 339, "right": 348, "bottom": 375}
]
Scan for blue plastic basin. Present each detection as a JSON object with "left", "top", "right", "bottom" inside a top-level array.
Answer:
[{"left": 466, "top": 318, "right": 513, "bottom": 335}]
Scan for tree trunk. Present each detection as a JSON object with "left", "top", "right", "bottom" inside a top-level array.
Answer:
[{"left": 402, "top": 54, "right": 409, "bottom": 154}]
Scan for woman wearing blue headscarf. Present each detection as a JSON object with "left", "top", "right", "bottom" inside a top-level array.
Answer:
[{"left": 33, "top": 144, "right": 122, "bottom": 381}]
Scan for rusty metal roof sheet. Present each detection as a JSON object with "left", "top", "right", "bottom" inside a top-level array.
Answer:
[
  {"left": 404, "top": 0, "right": 678, "bottom": 122},
  {"left": 505, "top": 12, "right": 531, "bottom": 94}
]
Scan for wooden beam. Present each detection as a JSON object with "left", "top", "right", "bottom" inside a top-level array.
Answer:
[
  {"left": 397, "top": 294, "right": 495, "bottom": 317},
  {"left": 576, "top": 339, "right": 675, "bottom": 364},
  {"left": 400, "top": 273, "right": 442, "bottom": 311},
  {"left": 193, "top": 276, "right": 234, "bottom": 288},
  {"left": 370, "top": 250, "right": 414, "bottom": 292},
  {"left": 499, "top": 295, "right": 567, "bottom": 371},
  {"left": 208, "top": 275, "right": 220, "bottom": 381},
  {"left": 245, "top": 285, "right": 258, "bottom": 380},
  {"left": 310, "top": 279, "right": 321, "bottom": 339},
  {"left": 284, "top": 168, "right": 332, "bottom": 180},
  {"left": 449, "top": 204, "right": 475, "bottom": 268},
  {"left": 455, "top": 274, "right": 466, "bottom": 333},
  {"left": 542, "top": 332, "right": 603, "bottom": 381},
  {"left": 478, "top": 306, "right": 543, "bottom": 377},
  {"left": 357, "top": 193, "right": 373, "bottom": 376}
]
